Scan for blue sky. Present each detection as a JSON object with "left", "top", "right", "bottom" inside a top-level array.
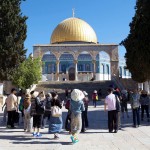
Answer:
[{"left": 21, "top": 0, "right": 136, "bottom": 58}]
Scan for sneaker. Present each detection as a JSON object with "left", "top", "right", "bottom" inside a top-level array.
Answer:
[
  {"left": 73, "top": 138, "right": 79, "bottom": 144},
  {"left": 36, "top": 133, "right": 42, "bottom": 137},
  {"left": 54, "top": 135, "right": 59, "bottom": 139},
  {"left": 32, "top": 132, "right": 37, "bottom": 137},
  {"left": 70, "top": 136, "right": 75, "bottom": 143},
  {"left": 11, "top": 126, "right": 16, "bottom": 129},
  {"left": 6, "top": 125, "right": 11, "bottom": 129}
]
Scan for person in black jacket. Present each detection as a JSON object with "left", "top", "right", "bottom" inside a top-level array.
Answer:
[{"left": 30, "top": 91, "right": 44, "bottom": 137}]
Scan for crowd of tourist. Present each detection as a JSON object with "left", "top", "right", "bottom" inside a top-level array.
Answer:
[{"left": 1, "top": 86, "right": 150, "bottom": 144}]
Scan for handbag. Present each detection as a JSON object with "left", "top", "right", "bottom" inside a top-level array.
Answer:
[{"left": 51, "top": 100, "right": 62, "bottom": 117}]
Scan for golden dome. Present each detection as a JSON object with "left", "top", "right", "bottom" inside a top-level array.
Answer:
[{"left": 50, "top": 17, "right": 97, "bottom": 44}]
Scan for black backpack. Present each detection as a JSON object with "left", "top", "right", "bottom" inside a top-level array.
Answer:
[
  {"left": 35, "top": 97, "right": 44, "bottom": 115},
  {"left": 45, "top": 97, "right": 51, "bottom": 110},
  {"left": 44, "top": 97, "right": 51, "bottom": 115}
]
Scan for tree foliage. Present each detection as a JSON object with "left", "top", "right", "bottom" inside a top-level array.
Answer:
[
  {"left": 0, "top": 0, "right": 27, "bottom": 80},
  {"left": 12, "top": 57, "right": 42, "bottom": 90},
  {"left": 121, "top": 0, "right": 150, "bottom": 82}
]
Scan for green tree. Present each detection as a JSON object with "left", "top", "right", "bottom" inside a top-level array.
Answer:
[
  {"left": 12, "top": 57, "right": 42, "bottom": 90},
  {"left": 0, "top": 0, "right": 27, "bottom": 80},
  {"left": 121, "top": 0, "right": 150, "bottom": 82}
]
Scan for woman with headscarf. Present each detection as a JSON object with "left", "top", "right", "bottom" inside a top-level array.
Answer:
[
  {"left": 49, "top": 92, "right": 63, "bottom": 139},
  {"left": 70, "top": 89, "right": 85, "bottom": 143}
]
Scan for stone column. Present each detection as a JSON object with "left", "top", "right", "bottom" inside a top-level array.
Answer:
[
  {"left": 92, "top": 60, "right": 96, "bottom": 79},
  {"left": 56, "top": 60, "right": 60, "bottom": 81},
  {"left": 74, "top": 60, "right": 78, "bottom": 81}
]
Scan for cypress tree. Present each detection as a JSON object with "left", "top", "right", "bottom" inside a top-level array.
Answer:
[
  {"left": 0, "top": 0, "right": 27, "bottom": 80},
  {"left": 121, "top": 0, "right": 150, "bottom": 82}
]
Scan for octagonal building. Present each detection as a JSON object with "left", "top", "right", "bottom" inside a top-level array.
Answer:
[{"left": 33, "top": 16, "right": 121, "bottom": 81}]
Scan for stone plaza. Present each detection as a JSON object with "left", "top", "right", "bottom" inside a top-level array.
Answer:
[{"left": 0, "top": 101, "right": 150, "bottom": 150}]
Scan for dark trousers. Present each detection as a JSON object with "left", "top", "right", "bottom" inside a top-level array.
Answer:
[
  {"left": 33, "top": 115, "right": 42, "bottom": 128},
  {"left": 141, "top": 105, "right": 149, "bottom": 119},
  {"left": 7, "top": 110, "right": 16, "bottom": 127},
  {"left": 81, "top": 108, "right": 89, "bottom": 131},
  {"left": 65, "top": 111, "right": 71, "bottom": 131},
  {"left": 132, "top": 107, "right": 140, "bottom": 126},
  {"left": 108, "top": 110, "right": 118, "bottom": 132},
  {"left": 93, "top": 100, "right": 97, "bottom": 107}
]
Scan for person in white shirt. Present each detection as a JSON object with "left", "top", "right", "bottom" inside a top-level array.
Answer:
[
  {"left": 104, "top": 88, "right": 118, "bottom": 133},
  {"left": 6, "top": 88, "right": 18, "bottom": 128}
]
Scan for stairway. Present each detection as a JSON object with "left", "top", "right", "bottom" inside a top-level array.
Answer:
[{"left": 35, "top": 80, "right": 114, "bottom": 100}]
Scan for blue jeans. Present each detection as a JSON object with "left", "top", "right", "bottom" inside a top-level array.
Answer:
[{"left": 132, "top": 107, "right": 140, "bottom": 126}]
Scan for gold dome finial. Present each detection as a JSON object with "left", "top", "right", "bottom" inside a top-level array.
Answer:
[{"left": 72, "top": 8, "right": 75, "bottom": 17}]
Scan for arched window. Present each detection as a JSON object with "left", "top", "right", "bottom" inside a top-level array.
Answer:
[
  {"left": 78, "top": 64, "right": 83, "bottom": 71},
  {"left": 62, "top": 64, "right": 66, "bottom": 72},
  {"left": 85, "top": 64, "right": 90, "bottom": 71},
  {"left": 106, "top": 65, "right": 109, "bottom": 74}
]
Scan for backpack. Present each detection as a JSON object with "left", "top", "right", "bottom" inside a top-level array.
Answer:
[
  {"left": 45, "top": 97, "right": 51, "bottom": 110},
  {"left": 121, "top": 93, "right": 128, "bottom": 102},
  {"left": 93, "top": 93, "right": 98, "bottom": 100},
  {"left": 132, "top": 94, "right": 140, "bottom": 109},
  {"left": 35, "top": 97, "right": 44, "bottom": 115}
]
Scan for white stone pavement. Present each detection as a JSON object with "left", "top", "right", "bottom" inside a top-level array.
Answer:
[{"left": 0, "top": 101, "right": 150, "bottom": 150}]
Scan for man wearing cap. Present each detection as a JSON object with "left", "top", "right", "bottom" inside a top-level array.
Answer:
[
  {"left": 6, "top": 88, "right": 18, "bottom": 128},
  {"left": 70, "top": 89, "right": 85, "bottom": 143}
]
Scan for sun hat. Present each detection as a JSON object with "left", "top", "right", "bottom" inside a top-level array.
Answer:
[
  {"left": 71, "top": 89, "right": 85, "bottom": 101},
  {"left": 93, "top": 90, "right": 97, "bottom": 94},
  {"left": 83, "top": 91, "right": 88, "bottom": 96}
]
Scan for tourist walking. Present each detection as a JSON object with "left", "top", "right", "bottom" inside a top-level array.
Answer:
[
  {"left": 70, "top": 89, "right": 85, "bottom": 143},
  {"left": 38, "top": 91, "right": 46, "bottom": 129},
  {"left": 121, "top": 89, "right": 129, "bottom": 118},
  {"left": 19, "top": 93, "right": 25, "bottom": 123},
  {"left": 81, "top": 91, "right": 89, "bottom": 132},
  {"left": 104, "top": 88, "right": 119, "bottom": 133},
  {"left": 49, "top": 92, "right": 63, "bottom": 139},
  {"left": 140, "top": 90, "right": 150, "bottom": 122},
  {"left": 30, "top": 91, "right": 44, "bottom": 137},
  {"left": 92, "top": 90, "right": 98, "bottom": 108},
  {"left": 42, "top": 93, "right": 52, "bottom": 128},
  {"left": 6, "top": 88, "right": 18, "bottom": 129},
  {"left": 130, "top": 89, "right": 140, "bottom": 128},
  {"left": 23, "top": 94, "right": 32, "bottom": 132},
  {"left": 113, "top": 87, "right": 122, "bottom": 129},
  {"left": 65, "top": 98, "right": 71, "bottom": 132}
]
